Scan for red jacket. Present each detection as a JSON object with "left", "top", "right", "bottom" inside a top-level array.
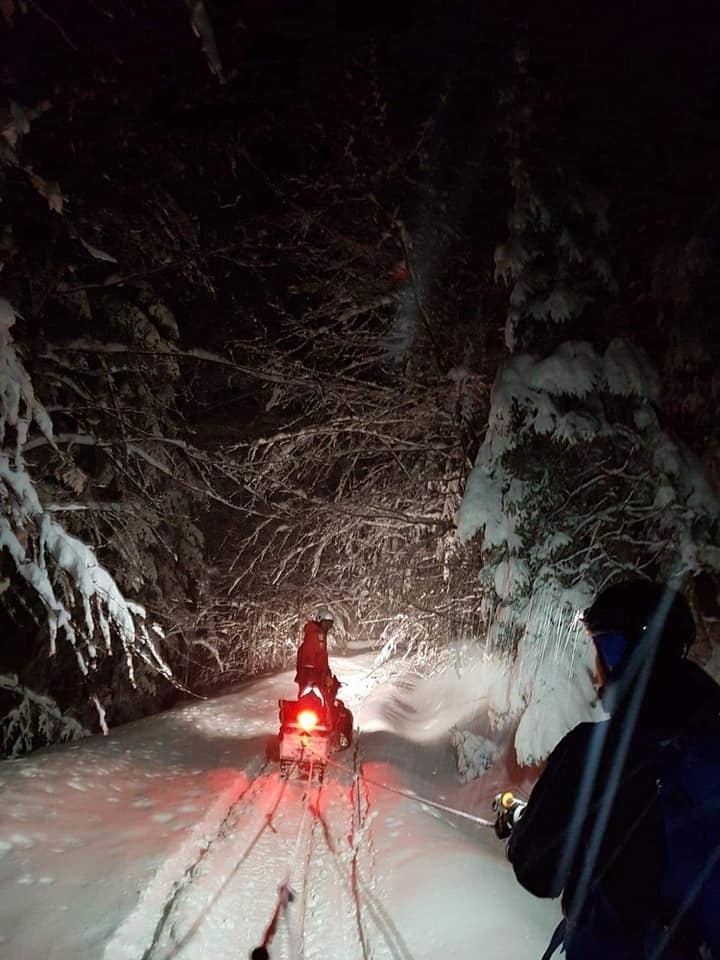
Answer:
[{"left": 295, "top": 621, "right": 329, "bottom": 678}]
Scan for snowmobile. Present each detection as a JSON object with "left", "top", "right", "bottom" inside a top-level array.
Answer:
[{"left": 277, "top": 687, "right": 353, "bottom": 781}]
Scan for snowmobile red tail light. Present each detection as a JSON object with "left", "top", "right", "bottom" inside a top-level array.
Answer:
[{"left": 297, "top": 709, "right": 320, "bottom": 732}]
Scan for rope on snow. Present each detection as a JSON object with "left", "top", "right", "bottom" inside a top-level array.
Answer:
[{"left": 311, "top": 745, "right": 495, "bottom": 827}]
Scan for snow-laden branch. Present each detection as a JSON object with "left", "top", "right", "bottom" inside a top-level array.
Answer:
[
  {"left": 0, "top": 674, "right": 88, "bottom": 758},
  {"left": 42, "top": 340, "right": 395, "bottom": 395},
  {"left": 1, "top": 299, "right": 172, "bottom": 739}
]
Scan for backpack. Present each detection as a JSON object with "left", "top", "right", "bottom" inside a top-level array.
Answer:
[
  {"left": 553, "top": 720, "right": 720, "bottom": 960},
  {"left": 645, "top": 721, "right": 720, "bottom": 959}
]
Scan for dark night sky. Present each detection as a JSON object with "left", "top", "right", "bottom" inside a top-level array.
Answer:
[{"left": 5, "top": 0, "right": 718, "bottom": 190}]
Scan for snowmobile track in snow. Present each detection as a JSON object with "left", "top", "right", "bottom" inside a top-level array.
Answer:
[
  {"left": 105, "top": 753, "right": 337, "bottom": 960},
  {"left": 144, "top": 765, "right": 290, "bottom": 960},
  {"left": 285, "top": 735, "right": 413, "bottom": 960},
  {"left": 318, "top": 741, "right": 415, "bottom": 960},
  {"left": 104, "top": 734, "right": 407, "bottom": 960}
]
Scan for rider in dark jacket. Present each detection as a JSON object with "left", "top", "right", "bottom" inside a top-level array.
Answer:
[{"left": 506, "top": 581, "right": 720, "bottom": 960}]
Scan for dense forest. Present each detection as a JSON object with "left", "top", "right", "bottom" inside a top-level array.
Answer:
[{"left": 1, "top": 0, "right": 719, "bottom": 758}]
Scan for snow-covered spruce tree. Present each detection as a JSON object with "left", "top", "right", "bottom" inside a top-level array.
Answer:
[
  {"left": 494, "top": 165, "right": 614, "bottom": 354},
  {"left": 38, "top": 290, "right": 209, "bottom": 642},
  {"left": 0, "top": 299, "right": 174, "bottom": 756},
  {"left": 456, "top": 338, "right": 719, "bottom": 763},
  {"left": 1, "top": 57, "right": 224, "bottom": 741},
  {"left": 454, "top": 46, "right": 720, "bottom": 767},
  {"left": 650, "top": 231, "right": 720, "bottom": 523},
  {"left": 494, "top": 45, "right": 615, "bottom": 355}
]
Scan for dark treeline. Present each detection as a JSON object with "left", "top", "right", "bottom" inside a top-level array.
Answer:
[{"left": 1, "top": 0, "right": 718, "bottom": 756}]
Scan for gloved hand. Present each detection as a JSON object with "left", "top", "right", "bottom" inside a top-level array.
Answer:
[{"left": 492, "top": 791, "right": 526, "bottom": 839}]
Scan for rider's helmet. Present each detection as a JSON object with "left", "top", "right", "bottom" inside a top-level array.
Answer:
[
  {"left": 582, "top": 580, "right": 695, "bottom": 679},
  {"left": 317, "top": 607, "right": 333, "bottom": 626}
]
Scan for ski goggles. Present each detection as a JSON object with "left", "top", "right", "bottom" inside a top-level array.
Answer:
[{"left": 590, "top": 631, "right": 628, "bottom": 673}]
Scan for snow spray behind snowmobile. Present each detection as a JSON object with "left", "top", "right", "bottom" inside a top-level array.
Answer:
[{"left": 277, "top": 687, "right": 353, "bottom": 781}]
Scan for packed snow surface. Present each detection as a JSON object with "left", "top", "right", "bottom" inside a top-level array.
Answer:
[{"left": 0, "top": 652, "right": 560, "bottom": 959}]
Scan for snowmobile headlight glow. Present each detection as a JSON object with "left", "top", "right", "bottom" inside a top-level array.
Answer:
[{"left": 297, "top": 709, "right": 320, "bottom": 732}]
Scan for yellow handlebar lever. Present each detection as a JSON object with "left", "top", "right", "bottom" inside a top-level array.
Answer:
[{"left": 492, "top": 790, "right": 526, "bottom": 840}]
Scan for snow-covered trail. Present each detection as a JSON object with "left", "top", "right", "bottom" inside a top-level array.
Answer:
[
  {"left": 106, "top": 759, "right": 370, "bottom": 960},
  {"left": 0, "top": 652, "right": 561, "bottom": 959}
]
